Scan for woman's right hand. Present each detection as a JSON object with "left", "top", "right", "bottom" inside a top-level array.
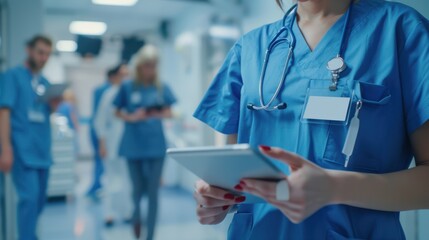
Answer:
[{"left": 194, "top": 180, "right": 246, "bottom": 225}]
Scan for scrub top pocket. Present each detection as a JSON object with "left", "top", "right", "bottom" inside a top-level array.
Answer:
[
  {"left": 322, "top": 82, "right": 392, "bottom": 172},
  {"left": 359, "top": 82, "right": 391, "bottom": 105}
]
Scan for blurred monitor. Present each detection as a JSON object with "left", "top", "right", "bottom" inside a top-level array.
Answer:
[
  {"left": 121, "top": 37, "right": 145, "bottom": 63},
  {"left": 76, "top": 35, "right": 102, "bottom": 57}
]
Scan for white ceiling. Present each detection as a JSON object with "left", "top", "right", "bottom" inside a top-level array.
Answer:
[{"left": 43, "top": 0, "right": 211, "bottom": 40}]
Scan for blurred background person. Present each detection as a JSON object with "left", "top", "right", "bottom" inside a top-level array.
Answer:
[
  {"left": 56, "top": 88, "right": 80, "bottom": 155},
  {"left": 94, "top": 64, "right": 132, "bottom": 227},
  {"left": 113, "top": 45, "right": 177, "bottom": 240},
  {"left": 86, "top": 70, "right": 112, "bottom": 199},
  {"left": 0, "top": 35, "right": 60, "bottom": 240},
  {"left": 57, "top": 89, "right": 79, "bottom": 131}
]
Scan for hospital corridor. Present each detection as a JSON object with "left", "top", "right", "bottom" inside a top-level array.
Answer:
[{"left": 1, "top": 0, "right": 429, "bottom": 240}]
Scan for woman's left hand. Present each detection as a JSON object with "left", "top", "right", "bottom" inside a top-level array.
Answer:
[{"left": 237, "top": 146, "right": 336, "bottom": 224}]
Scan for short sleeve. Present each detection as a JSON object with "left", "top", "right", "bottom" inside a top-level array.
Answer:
[
  {"left": 163, "top": 85, "right": 177, "bottom": 106},
  {"left": 113, "top": 82, "right": 128, "bottom": 109},
  {"left": 0, "top": 71, "right": 17, "bottom": 109},
  {"left": 193, "top": 40, "right": 243, "bottom": 134},
  {"left": 400, "top": 18, "right": 429, "bottom": 134}
]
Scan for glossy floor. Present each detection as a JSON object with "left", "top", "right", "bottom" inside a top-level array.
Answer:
[{"left": 38, "top": 161, "right": 231, "bottom": 240}]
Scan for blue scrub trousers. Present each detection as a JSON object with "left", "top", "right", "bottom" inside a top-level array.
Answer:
[
  {"left": 126, "top": 158, "right": 164, "bottom": 240},
  {"left": 87, "top": 128, "right": 104, "bottom": 194},
  {"left": 12, "top": 160, "right": 49, "bottom": 240}
]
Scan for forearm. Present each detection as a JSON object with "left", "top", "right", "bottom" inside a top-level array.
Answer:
[
  {"left": 0, "top": 109, "right": 12, "bottom": 148},
  {"left": 115, "top": 109, "right": 128, "bottom": 121},
  {"left": 330, "top": 165, "right": 429, "bottom": 211},
  {"left": 149, "top": 108, "right": 173, "bottom": 119}
]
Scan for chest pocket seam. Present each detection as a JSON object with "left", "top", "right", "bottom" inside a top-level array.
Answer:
[{"left": 359, "top": 81, "right": 391, "bottom": 105}]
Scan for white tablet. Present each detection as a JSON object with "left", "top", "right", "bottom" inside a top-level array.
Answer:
[
  {"left": 167, "top": 144, "right": 286, "bottom": 203},
  {"left": 41, "top": 84, "right": 69, "bottom": 102}
]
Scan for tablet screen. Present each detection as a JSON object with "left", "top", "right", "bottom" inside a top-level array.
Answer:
[{"left": 167, "top": 144, "right": 286, "bottom": 203}]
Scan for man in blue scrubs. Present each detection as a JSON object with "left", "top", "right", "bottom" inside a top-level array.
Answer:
[
  {"left": 0, "top": 35, "right": 59, "bottom": 240},
  {"left": 86, "top": 75, "right": 112, "bottom": 198}
]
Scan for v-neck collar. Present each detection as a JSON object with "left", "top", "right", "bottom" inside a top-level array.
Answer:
[{"left": 292, "top": 12, "right": 348, "bottom": 70}]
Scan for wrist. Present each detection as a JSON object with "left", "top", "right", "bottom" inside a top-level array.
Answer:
[{"left": 327, "top": 170, "right": 348, "bottom": 205}]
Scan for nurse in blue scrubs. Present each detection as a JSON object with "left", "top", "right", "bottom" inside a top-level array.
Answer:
[
  {"left": 0, "top": 35, "right": 60, "bottom": 240},
  {"left": 114, "top": 45, "right": 176, "bottom": 240},
  {"left": 193, "top": 0, "right": 429, "bottom": 239}
]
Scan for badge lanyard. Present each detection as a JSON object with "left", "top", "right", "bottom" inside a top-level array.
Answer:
[{"left": 326, "top": 3, "right": 353, "bottom": 91}]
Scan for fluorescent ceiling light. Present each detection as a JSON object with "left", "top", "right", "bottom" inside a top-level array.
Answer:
[
  {"left": 209, "top": 25, "right": 241, "bottom": 40},
  {"left": 69, "top": 21, "right": 107, "bottom": 36},
  {"left": 56, "top": 40, "right": 77, "bottom": 52},
  {"left": 92, "top": 0, "right": 138, "bottom": 6}
]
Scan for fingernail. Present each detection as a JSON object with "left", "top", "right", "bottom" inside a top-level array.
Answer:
[
  {"left": 222, "top": 205, "right": 230, "bottom": 211},
  {"left": 234, "top": 184, "right": 243, "bottom": 191},
  {"left": 235, "top": 196, "right": 246, "bottom": 203},
  {"left": 260, "top": 145, "right": 271, "bottom": 151},
  {"left": 224, "top": 193, "right": 234, "bottom": 200},
  {"left": 239, "top": 180, "right": 246, "bottom": 186}
]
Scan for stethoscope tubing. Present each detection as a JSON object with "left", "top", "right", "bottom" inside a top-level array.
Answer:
[{"left": 249, "top": 2, "right": 353, "bottom": 111}]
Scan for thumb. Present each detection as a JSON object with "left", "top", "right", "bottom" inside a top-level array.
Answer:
[{"left": 259, "top": 145, "right": 306, "bottom": 171}]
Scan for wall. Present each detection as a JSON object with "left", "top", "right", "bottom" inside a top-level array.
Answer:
[
  {"left": 394, "top": 0, "right": 429, "bottom": 17},
  {"left": 242, "top": 0, "right": 285, "bottom": 33},
  {"left": 6, "top": 0, "right": 44, "bottom": 67},
  {"left": 161, "top": 5, "right": 215, "bottom": 191}
]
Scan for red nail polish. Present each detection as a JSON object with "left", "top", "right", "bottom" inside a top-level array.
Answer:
[
  {"left": 235, "top": 196, "right": 246, "bottom": 203},
  {"left": 239, "top": 180, "right": 246, "bottom": 186},
  {"left": 260, "top": 145, "right": 271, "bottom": 151},
  {"left": 224, "top": 193, "right": 234, "bottom": 200},
  {"left": 222, "top": 205, "right": 230, "bottom": 211},
  {"left": 234, "top": 184, "right": 243, "bottom": 191}
]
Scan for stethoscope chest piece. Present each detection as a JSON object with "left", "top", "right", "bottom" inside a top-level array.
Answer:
[
  {"left": 36, "top": 84, "right": 46, "bottom": 96},
  {"left": 327, "top": 56, "right": 347, "bottom": 91}
]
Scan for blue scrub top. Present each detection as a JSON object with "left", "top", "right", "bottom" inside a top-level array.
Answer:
[
  {"left": 194, "top": 0, "right": 429, "bottom": 239},
  {"left": 113, "top": 80, "right": 177, "bottom": 160},
  {"left": 0, "top": 66, "right": 52, "bottom": 169}
]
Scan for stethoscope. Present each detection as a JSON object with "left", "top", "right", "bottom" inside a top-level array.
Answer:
[
  {"left": 247, "top": 3, "right": 353, "bottom": 111},
  {"left": 31, "top": 76, "right": 46, "bottom": 97}
]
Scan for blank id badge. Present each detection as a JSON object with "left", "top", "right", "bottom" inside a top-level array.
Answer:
[
  {"left": 28, "top": 104, "right": 46, "bottom": 123},
  {"left": 131, "top": 91, "right": 142, "bottom": 105},
  {"left": 301, "top": 79, "right": 354, "bottom": 125}
]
